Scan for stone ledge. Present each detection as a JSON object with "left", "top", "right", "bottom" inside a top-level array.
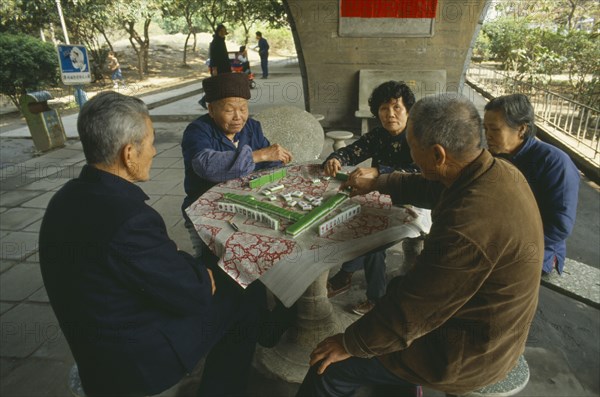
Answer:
[{"left": 541, "top": 258, "right": 600, "bottom": 309}]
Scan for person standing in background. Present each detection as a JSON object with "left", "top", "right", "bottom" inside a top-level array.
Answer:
[
  {"left": 209, "top": 24, "right": 231, "bottom": 76},
  {"left": 200, "top": 24, "right": 231, "bottom": 109},
  {"left": 255, "top": 31, "right": 269, "bottom": 79}
]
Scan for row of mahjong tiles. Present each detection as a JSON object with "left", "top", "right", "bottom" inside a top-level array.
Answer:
[{"left": 219, "top": 192, "right": 354, "bottom": 237}]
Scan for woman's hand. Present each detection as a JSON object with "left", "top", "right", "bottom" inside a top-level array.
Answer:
[
  {"left": 323, "top": 158, "right": 342, "bottom": 177},
  {"left": 253, "top": 144, "right": 293, "bottom": 164}
]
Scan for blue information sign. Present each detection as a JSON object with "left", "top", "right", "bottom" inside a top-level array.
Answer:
[{"left": 57, "top": 44, "right": 92, "bottom": 85}]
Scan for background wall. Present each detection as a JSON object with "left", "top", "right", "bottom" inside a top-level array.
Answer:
[{"left": 285, "top": 0, "right": 490, "bottom": 131}]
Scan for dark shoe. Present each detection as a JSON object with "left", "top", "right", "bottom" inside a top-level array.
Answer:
[
  {"left": 376, "top": 384, "right": 422, "bottom": 397},
  {"left": 351, "top": 300, "right": 375, "bottom": 316},
  {"left": 198, "top": 95, "right": 207, "bottom": 109},
  {"left": 327, "top": 270, "right": 353, "bottom": 298}
]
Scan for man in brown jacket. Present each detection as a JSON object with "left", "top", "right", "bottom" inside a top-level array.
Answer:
[{"left": 297, "top": 94, "right": 543, "bottom": 396}]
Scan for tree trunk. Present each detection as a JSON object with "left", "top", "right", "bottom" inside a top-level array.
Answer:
[
  {"left": 97, "top": 26, "right": 114, "bottom": 52},
  {"left": 241, "top": 21, "right": 249, "bottom": 45},
  {"left": 128, "top": 36, "right": 143, "bottom": 80},
  {"left": 124, "top": 20, "right": 146, "bottom": 79},
  {"left": 183, "top": 32, "right": 192, "bottom": 66},
  {"left": 566, "top": 0, "right": 576, "bottom": 31},
  {"left": 142, "top": 18, "right": 151, "bottom": 74},
  {"left": 192, "top": 32, "right": 197, "bottom": 52},
  {"left": 49, "top": 23, "right": 57, "bottom": 45}
]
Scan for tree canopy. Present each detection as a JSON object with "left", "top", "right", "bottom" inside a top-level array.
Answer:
[
  {"left": 0, "top": 0, "right": 289, "bottom": 78},
  {"left": 477, "top": 0, "right": 599, "bottom": 108}
]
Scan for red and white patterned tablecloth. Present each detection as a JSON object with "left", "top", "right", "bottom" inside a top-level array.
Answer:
[{"left": 186, "top": 164, "right": 424, "bottom": 307}]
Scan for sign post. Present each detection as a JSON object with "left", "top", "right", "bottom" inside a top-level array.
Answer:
[{"left": 56, "top": 44, "right": 91, "bottom": 109}]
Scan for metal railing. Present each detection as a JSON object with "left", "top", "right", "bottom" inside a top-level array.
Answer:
[{"left": 467, "top": 64, "right": 600, "bottom": 168}]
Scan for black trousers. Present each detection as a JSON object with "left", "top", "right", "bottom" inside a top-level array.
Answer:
[
  {"left": 296, "top": 356, "right": 418, "bottom": 397},
  {"left": 195, "top": 253, "right": 267, "bottom": 396}
]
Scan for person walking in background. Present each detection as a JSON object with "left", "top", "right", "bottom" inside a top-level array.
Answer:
[
  {"left": 255, "top": 31, "right": 269, "bottom": 79},
  {"left": 106, "top": 51, "right": 125, "bottom": 89}
]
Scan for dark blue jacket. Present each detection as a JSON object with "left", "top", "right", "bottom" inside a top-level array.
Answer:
[
  {"left": 39, "top": 166, "right": 214, "bottom": 395},
  {"left": 181, "top": 114, "right": 280, "bottom": 211},
  {"left": 509, "top": 137, "right": 579, "bottom": 273},
  {"left": 257, "top": 37, "right": 269, "bottom": 57}
]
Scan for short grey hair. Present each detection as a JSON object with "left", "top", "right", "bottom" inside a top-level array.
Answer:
[
  {"left": 77, "top": 91, "right": 149, "bottom": 165},
  {"left": 484, "top": 94, "right": 536, "bottom": 138},
  {"left": 409, "top": 93, "right": 485, "bottom": 157}
]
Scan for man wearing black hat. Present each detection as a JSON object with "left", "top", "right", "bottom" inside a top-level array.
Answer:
[
  {"left": 199, "top": 24, "right": 232, "bottom": 109},
  {"left": 182, "top": 72, "right": 292, "bottom": 256}
]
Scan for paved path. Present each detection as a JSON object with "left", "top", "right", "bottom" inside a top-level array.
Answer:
[{"left": 0, "top": 61, "right": 598, "bottom": 397}]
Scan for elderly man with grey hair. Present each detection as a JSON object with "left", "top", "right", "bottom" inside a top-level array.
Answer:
[
  {"left": 39, "top": 91, "right": 267, "bottom": 396},
  {"left": 297, "top": 94, "right": 544, "bottom": 397}
]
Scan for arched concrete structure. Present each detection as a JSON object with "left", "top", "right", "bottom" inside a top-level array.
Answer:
[{"left": 284, "top": 0, "right": 491, "bottom": 130}]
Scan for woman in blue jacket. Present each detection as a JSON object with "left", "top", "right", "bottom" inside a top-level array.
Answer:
[{"left": 484, "top": 93, "right": 580, "bottom": 275}]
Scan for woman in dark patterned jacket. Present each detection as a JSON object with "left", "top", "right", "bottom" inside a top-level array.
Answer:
[{"left": 323, "top": 81, "right": 424, "bottom": 316}]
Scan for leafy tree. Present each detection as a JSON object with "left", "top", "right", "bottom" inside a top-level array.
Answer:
[
  {"left": 481, "top": 17, "right": 530, "bottom": 70},
  {"left": 63, "top": 0, "right": 118, "bottom": 82},
  {"left": 0, "top": 0, "right": 57, "bottom": 36},
  {"left": 490, "top": 0, "right": 600, "bottom": 32},
  {"left": 114, "top": 0, "right": 160, "bottom": 79},
  {"left": 0, "top": 33, "right": 60, "bottom": 110},
  {"left": 481, "top": 5, "right": 599, "bottom": 108},
  {"left": 161, "top": 0, "right": 204, "bottom": 66},
  {"left": 200, "top": 0, "right": 233, "bottom": 33},
  {"left": 230, "top": 0, "right": 288, "bottom": 45},
  {"left": 558, "top": 29, "right": 600, "bottom": 108}
]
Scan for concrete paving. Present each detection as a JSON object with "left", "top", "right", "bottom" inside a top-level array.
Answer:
[{"left": 0, "top": 61, "right": 598, "bottom": 396}]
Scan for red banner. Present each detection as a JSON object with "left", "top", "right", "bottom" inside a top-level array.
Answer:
[{"left": 340, "top": 0, "right": 438, "bottom": 19}]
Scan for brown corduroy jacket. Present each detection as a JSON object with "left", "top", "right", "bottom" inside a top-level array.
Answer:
[{"left": 343, "top": 150, "right": 543, "bottom": 394}]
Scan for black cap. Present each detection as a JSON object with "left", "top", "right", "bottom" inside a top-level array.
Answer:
[{"left": 202, "top": 73, "right": 251, "bottom": 103}]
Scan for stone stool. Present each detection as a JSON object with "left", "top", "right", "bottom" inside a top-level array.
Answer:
[
  {"left": 254, "top": 106, "right": 325, "bottom": 163},
  {"left": 326, "top": 130, "right": 354, "bottom": 151},
  {"left": 446, "top": 355, "right": 530, "bottom": 397}
]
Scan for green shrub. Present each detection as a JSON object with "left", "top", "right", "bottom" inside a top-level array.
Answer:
[
  {"left": 473, "top": 31, "right": 491, "bottom": 61},
  {"left": 482, "top": 18, "right": 535, "bottom": 70},
  {"left": 0, "top": 33, "right": 60, "bottom": 109}
]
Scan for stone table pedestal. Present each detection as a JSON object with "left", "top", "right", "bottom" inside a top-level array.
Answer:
[{"left": 254, "top": 271, "right": 356, "bottom": 383}]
